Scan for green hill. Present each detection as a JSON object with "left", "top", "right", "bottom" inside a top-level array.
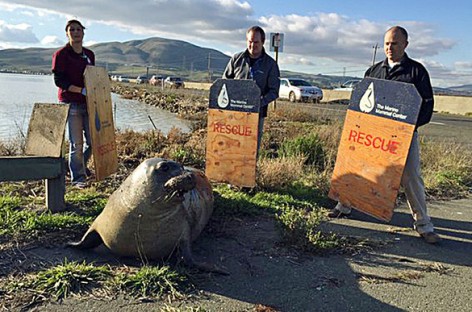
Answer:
[
  {"left": 0, "top": 37, "right": 231, "bottom": 79},
  {"left": 2, "top": 37, "right": 471, "bottom": 91},
  {"left": 0, "top": 36, "right": 365, "bottom": 87}
]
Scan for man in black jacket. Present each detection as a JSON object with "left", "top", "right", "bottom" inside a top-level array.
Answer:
[
  {"left": 223, "top": 26, "right": 280, "bottom": 152},
  {"left": 329, "top": 26, "right": 440, "bottom": 244}
]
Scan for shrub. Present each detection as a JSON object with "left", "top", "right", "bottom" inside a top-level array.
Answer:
[
  {"left": 279, "top": 133, "right": 326, "bottom": 169},
  {"left": 275, "top": 206, "right": 339, "bottom": 251}
]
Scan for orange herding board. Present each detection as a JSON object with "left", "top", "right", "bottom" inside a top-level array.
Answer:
[
  {"left": 205, "top": 109, "right": 259, "bottom": 187},
  {"left": 329, "top": 110, "right": 415, "bottom": 221},
  {"left": 329, "top": 78, "right": 422, "bottom": 221}
]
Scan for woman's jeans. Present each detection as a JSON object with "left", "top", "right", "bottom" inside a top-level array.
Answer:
[{"left": 67, "top": 102, "right": 91, "bottom": 184}]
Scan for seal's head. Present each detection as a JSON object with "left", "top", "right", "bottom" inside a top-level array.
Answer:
[{"left": 140, "top": 158, "right": 196, "bottom": 205}]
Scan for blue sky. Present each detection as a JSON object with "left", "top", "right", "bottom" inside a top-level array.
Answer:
[{"left": 0, "top": 0, "right": 471, "bottom": 87}]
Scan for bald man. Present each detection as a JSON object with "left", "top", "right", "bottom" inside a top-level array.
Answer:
[{"left": 329, "top": 26, "right": 439, "bottom": 244}]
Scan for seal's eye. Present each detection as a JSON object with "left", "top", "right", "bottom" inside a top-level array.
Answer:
[{"left": 160, "top": 163, "right": 169, "bottom": 172}]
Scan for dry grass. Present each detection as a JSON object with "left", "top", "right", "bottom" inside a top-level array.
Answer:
[
  {"left": 357, "top": 270, "right": 424, "bottom": 284},
  {"left": 0, "top": 135, "right": 25, "bottom": 156},
  {"left": 1, "top": 88, "right": 470, "bottom": 200},
  {"left": 257, "top": 156, "right": 306, "bottom": 190},
  {"left": 420, "top": 138, "right": 472, "bottom": 199}
]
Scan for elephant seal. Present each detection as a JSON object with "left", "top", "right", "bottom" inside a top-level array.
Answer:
[{"left": 69, "top": 158, "right": 223, "bottom": 272}]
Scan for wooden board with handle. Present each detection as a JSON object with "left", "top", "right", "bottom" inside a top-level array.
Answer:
[
  {"left": 84, "top": 66, "right": 118, "bottom": 181},
  {"left": 205, "top": 79, "right": 261, "bottom": 187},
  {"left": 329, "top": 78, "right": 422, "bottom": 221}
]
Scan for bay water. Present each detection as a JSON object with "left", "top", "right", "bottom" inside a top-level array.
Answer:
[{"left": 0, "top": 73, "right": 191, "bottom": 141}]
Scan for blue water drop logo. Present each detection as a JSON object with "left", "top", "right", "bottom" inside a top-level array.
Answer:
[{"left": 95, "top": 108, "right": 101, "bottom": 131}]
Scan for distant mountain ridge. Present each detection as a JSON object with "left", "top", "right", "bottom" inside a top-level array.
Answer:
[
  {"left": 0, "top": 36, "right": 230, "bottom": 76},
  {"left": 1, "top": 37, "right": 471, "bottom": 93},
  {"left": 449, "top": 84, "right": 472, "bottom": 93}
]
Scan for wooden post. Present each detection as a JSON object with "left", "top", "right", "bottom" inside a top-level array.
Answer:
[
  {"left": 46, "top": 158, "right": 66, "bottom": 212},
  {"left": 273, "top": 46, "right": 278, "bottom": 111}
]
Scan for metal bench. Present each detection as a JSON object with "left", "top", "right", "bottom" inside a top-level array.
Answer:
[{"left": 0, "top": 103, "right": 69, "bottom": 212}]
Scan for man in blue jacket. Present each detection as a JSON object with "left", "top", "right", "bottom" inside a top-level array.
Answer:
[
  {"left": 329, "top": 26, "right": 440, "bottom": 244},
  {"left": 223, "top": 25, "right": 280, "bottom": 152}
]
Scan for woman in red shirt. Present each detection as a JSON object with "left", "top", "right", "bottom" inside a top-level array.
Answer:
[{"left": 52, "top": 19, "right": 95, "bottom": 188}]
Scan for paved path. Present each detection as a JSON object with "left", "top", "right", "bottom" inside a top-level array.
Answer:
[
  {"left": 317, "top": 197, "right": 472, "bottom": 312},
  {"left": 39, "top": 197, "right": 472, "bottom": 312}
]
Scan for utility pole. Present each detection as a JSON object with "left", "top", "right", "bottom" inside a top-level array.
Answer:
[
  {"left": 274, "top": 44, "right": 279, "bottom": 110},
  {"left": 207, "top": 52, "right": 211, "bottom": 82},
  {"left": 372, "top": 43, "right": 380, "bottom": 66}
]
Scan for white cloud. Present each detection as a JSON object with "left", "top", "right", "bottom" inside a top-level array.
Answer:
[
  {"left": 0, "top": 20, "right": 38, "bottom": 43},
  {"left": 19, "top": 10, "right": 34, "bottom": 17},
  {"left": 40, "top": 35, "right": 63, "bottom": 46},
  {"left": 0, "top": 1, "right": 455, "bottom": 60},
  {"left": 421, "top": 59, "right": 472, "bottom": 87},
  {"left": 0, "top": 1, "right": 464, "bottom": 86},
  {"left": 454, "top": 61, "right": 472, "bottom": 70},
  {"left": 84, "top": 40, "right": 98, "bottom": 47},
  {"left": 280, "top": 55, "right": 315, "bottom": 66}
]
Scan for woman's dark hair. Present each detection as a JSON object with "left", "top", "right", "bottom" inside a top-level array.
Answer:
[{"left": 65, "top": 19, "right": 86, "bottom": 31}]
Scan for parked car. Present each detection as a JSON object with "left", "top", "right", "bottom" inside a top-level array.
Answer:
[
  {"left": 279, "top": 78, "right": 323, "bottom": 103},
  {"left": 118, "top": 75, "right": 131, "bottom": 83},
  {"left": 334, "top": 79, "right": 361, "bottom": 91},
  {"left": 149, "top": 75, "right": 164, "bottom": 86},
  {"left": 135, "top": 75, "right": 149, "bottom": 84},
  {"left": 164, "top": 76, "right": 184, "bottom": 89}
]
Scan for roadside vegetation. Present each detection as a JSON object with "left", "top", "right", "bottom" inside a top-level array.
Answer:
[{"left": 1, "top": 83, "right": 471, "bottom": 309}]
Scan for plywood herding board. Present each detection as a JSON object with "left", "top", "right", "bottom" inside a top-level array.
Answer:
[
  {"left": 329, "top": 110, "right": 415, "bottom": 221},
  {"left": 84, "top": 66, "right": 118, "bottom": 181},
  {"left": 25, "top": 103, "right": 69, "bottom": 157},
  {"left": 206, "top": 109, "right": 259, "bottom": 187}
]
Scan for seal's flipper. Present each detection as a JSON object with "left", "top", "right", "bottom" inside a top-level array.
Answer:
[{"left": 67, "top": 229, "right": 103, "bottom": 249}]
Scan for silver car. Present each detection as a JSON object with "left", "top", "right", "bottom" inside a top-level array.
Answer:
[{"left": 279, "top": 78, "right": 323, "bottom": 103}]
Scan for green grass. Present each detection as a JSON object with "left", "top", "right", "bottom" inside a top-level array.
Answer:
[
  {"left": 213, "top": 185, "right": 338, "bottom": 251},
  {"left": 8, "top": 260, "right": 112, "bottom": 299},
  {"left": 279, "top": 133, "right": 326, "bottom": 169},
  {"left": 7, "top": 261, "right": 186, "bottom": 301},
  {"left": 276, "top": 207, "right": 339, "bottom": 251},
  {"left": 0, "top": 194, "right": 106, "bottom": 238},
  {"left": 114, "top": 265, "right": 187, "bottom": 299},
  {"left": 65, "top": 191, "right": 108, "bottom": 216}
]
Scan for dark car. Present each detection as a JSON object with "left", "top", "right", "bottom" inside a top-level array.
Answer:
[
  {"left": 135, "top": 75, "right": 149, "bottom": 84},
  {"left": 164, "top": 76, "right": 184, "bottom": 89}
]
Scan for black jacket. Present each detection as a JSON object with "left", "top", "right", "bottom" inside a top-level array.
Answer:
[
  {"left": 365, "top": 53, "right": 434, "bottom": 128},
  {"left": 223, "top": 48, "right": 280, "bottom": 117}
]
